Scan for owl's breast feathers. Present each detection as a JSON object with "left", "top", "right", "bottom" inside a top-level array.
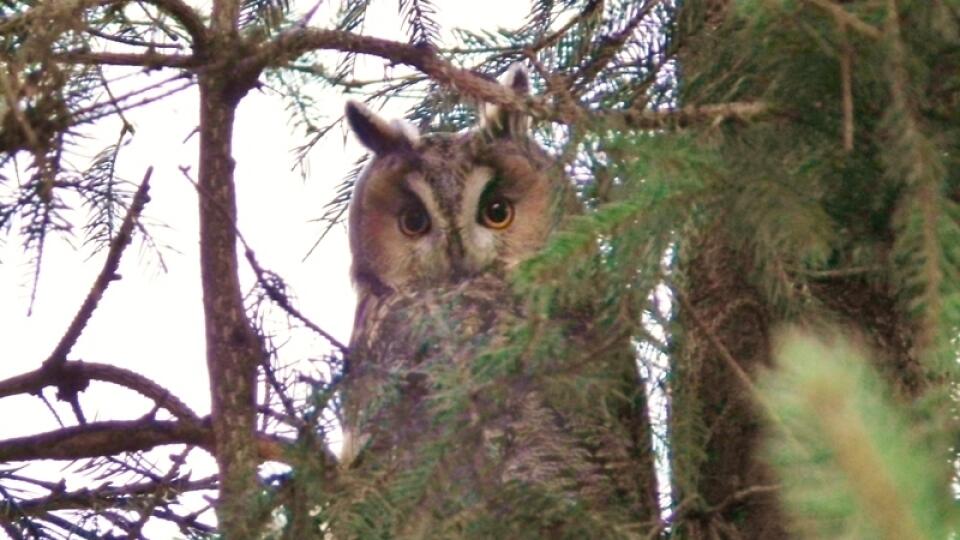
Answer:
[{"left": 342, "top": 275, "right": 651, "bottom": 529}]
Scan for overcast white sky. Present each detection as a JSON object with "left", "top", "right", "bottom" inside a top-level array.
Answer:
[{"left": 0, "top": 1, "right": 528, "bottom": 534}]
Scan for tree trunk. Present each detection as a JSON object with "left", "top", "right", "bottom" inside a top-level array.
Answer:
[
  {"left": 672, "top": 232, "right": 787, "bottom": 538},
  {"left": 197, "top": 70, "right": 262, "bottom": 538}
]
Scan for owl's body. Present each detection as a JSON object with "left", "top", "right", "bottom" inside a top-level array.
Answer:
[{"left": 338, "top": 66, "right": 657, "bottom": 535}]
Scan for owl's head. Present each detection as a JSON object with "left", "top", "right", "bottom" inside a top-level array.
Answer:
[{"left": 345, "top": 65, "right": 566, "bottom": 296}]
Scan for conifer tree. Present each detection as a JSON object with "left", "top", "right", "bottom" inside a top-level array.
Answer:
[{"left": 1, "top": 0, "right": 959, "bottom": 538}]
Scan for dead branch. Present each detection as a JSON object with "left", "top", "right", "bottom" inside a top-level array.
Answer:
[
  {"left": 0, "top": 361, "right": 198, "bottom": 422},
  {"left": 0, "top": 420, "right": 209, "bottom": 462},
  {"left": 0, "top": 0, "right": 207, "bottom": 47},
  {"left": 245, "top": 249, "right": 349, "bottom": 355},
  {"left": 53, "top": 50, "right": 199, "bottom": 69},
  {"left": 0, "top": 418, "right": 285, "bottom": 463},
  {"left": 1, "top": 475, "right": 217, "bottom": 517},
  {"left": 45, "top": 168, "right": 153, "bottom": 369},
  {"left": 250, "top": 28, "right": 557, "bottom": 117}
]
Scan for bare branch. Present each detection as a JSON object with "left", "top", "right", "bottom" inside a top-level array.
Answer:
[
  {"left": 251, "top": 28, "right": 769, "bottom": 133},
  {"left": 137, "top": 0, "right": 209, "bottom": 48},
  {"left": 0, "top": 0, "right": 207, "bottom": 49},
  {"left": 0, "top": 420, "right": 209, "bottom": 462},
  {"left": 53, "top": 50, "right": 199, "bottom": 69},
  {"left": 0, "top": 361, "right": 198, "bottom": 422},
  {"left": 45, "top": 168, "right": 153, "bottom": 369},
  {"left": 0, "top": 418, "right": 286, "bottom": 463},
  {"left": 245, "top": 249, "right": 349, "bottom": 355},
  {"left": 249, "top": 28, "right": 553, "bottom": 117},
  {"left": 4, "top": 476, "right": 217, "bottom": 517}
]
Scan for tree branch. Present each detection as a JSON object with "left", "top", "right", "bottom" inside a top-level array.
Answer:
[
  {"left": 45, "top": 168, "right": 153, "bottom": 369},
  {"left": 250, "top": 27, "right": 770, "bottom": 132},
  {"left": 604, "top": 101, "right": 772, "bottom": 130},
  {"left": 1, "top": 0, "right": 207, "bottom": 49},
  {"left": 245, "top": 249, "right": 349, "bottom": 355},
  {"left": 212, "top": 0, "right": 240, "bottom": 38},
  {"left": 137, "top": 0, "right": 209, "bottom": 48},
  {"left": 0, "top": 420, "right": 208, "bottom": 462},
  {"left": 249, "top": 28, "right": 554, "bottom": 117},
  {"left": 572, "top": 0, "right": 662, "bottom": 95},
  {"left": 2, "top": 475, "right": 217, "bottom": 517},
  {"left": 804, "top": 0, "right": 882, "bottom": 40},
  {"left": 0, "top": 361, "right": 198, "bottom": 422},
  {"left": 53, "top": 50, "right": 199, "bottom": 69},
  {"left": 0, "top": 418, "right": 285, "bottom": 463}
]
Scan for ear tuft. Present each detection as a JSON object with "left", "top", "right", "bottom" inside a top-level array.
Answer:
[
  {"left": 501, "top": 63, "right": 530, "bottom": 96},
  {"left": 480, "top": 63, "right": 532, "bottom": 137},
  {"left": 345, "top": 100, "right": 419, "bottom": 155}
]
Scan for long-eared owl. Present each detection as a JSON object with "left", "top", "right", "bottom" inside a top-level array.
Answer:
[
  {"left": 337, "top": 65, "right": 656, "bottom": 534},
  {"left": 340, "top": 63, "right": 570, "bottom": 457}
]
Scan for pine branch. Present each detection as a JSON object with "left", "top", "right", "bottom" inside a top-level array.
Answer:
[
  {"left": 762, "top": 332, "right": 950, "bottom": 539},
  {"left": 240, "top": 0, "right": 290, "bottom": 31},
  {"left": 255, "top": 27, "right": 768, "bottom": 130},
  {"left": 0, "top": 0, "right": 207, "bottom": 47},
  {"left": 398, "top": 0, "right": 440, "bottom": 45},
  {"left": 2, "top": 475, "right": 217, "bottom": 517},
  {"left": 804, "top": 0, "right": 882, "bottom": 39},
  {"left": 571, "top": 0, "right": 662, "bottom": 95},
  {"left": 245, "top": 248, "right": 349, "bottom": 354},
  {"left": 883, "top": 0, "right": 958, "bottom": 369},
  {"left": 0, "top": 419, "right": 286, "bottom": 463}
]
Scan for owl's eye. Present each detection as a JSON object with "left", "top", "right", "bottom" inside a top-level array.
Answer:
[
  {"left": 479, "top": 196, "right": 515, "bottom": 230},
  {"left": 398, "top": 204, "right": 431, "bottom": 237}
]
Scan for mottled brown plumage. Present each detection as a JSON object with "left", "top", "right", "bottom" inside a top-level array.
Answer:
[{"left": 337, "top": 66, "right": 657, "bottom": 536}]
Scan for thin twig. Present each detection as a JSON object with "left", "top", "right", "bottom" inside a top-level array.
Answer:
[
  {"left": 572, "top": 0, "right": 662, "bottom": 95},
  {"left": 126, "top": 445, "right": 195, "bottom": 537},
  {"left": 0, "top": 360, "right": 199, "bottom": 422},
  {"left": 645, "top": 485, "right": 782, "bottom": 538},
  {"left": 53, "top": 50, "right": 199, "bottom": 69},
  {"left": 805, "top": 0, "right": 882, "bottom": 39},
  {"left": 792, "top": 265, "right": 880, "bottom": 279},
  {"left": 44, "top": 167, "right": 153, "bottom": 368},
  {"left": 245, "top": 249, "right": 349, "bottom": 355},
  {"left": 838, "top": 20, "right": 855, "bottom": 152},
  {"left": 178, "top": 165, "right": 349, "bottom": 355}
]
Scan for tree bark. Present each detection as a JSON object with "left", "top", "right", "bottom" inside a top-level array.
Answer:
[
  {"left": 197, "top": 69, "right": 262, "bottom": 537},
  {"left": 672, "top": 233, "right": 787, "bottom": 538},
  {"left": 667, "top": 3, "right": 789, "bottom": 535}
]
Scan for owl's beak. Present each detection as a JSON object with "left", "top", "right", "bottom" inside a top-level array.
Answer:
[{"left": 445, "top": 231, "right": 474, "bottom": 283}]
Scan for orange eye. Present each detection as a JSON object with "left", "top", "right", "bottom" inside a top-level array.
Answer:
[
  {"left": 479, "top": 196, "right": 514, "bottom": 229},
  {"left": 398, "top": 204, "right": 430, "bottom": 236}
]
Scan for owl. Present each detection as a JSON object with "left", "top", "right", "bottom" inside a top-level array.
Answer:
[{"left": 336, "top": 66, "right": 656, "bottom": 535}]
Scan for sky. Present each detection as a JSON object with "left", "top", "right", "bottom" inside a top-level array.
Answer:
[{"left": 0, "top": 0, "right": 529, "bottom": 534}]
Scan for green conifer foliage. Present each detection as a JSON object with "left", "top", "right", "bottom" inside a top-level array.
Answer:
[{"left": 4, "top": 0, "right": 960, "bottom": 536}]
